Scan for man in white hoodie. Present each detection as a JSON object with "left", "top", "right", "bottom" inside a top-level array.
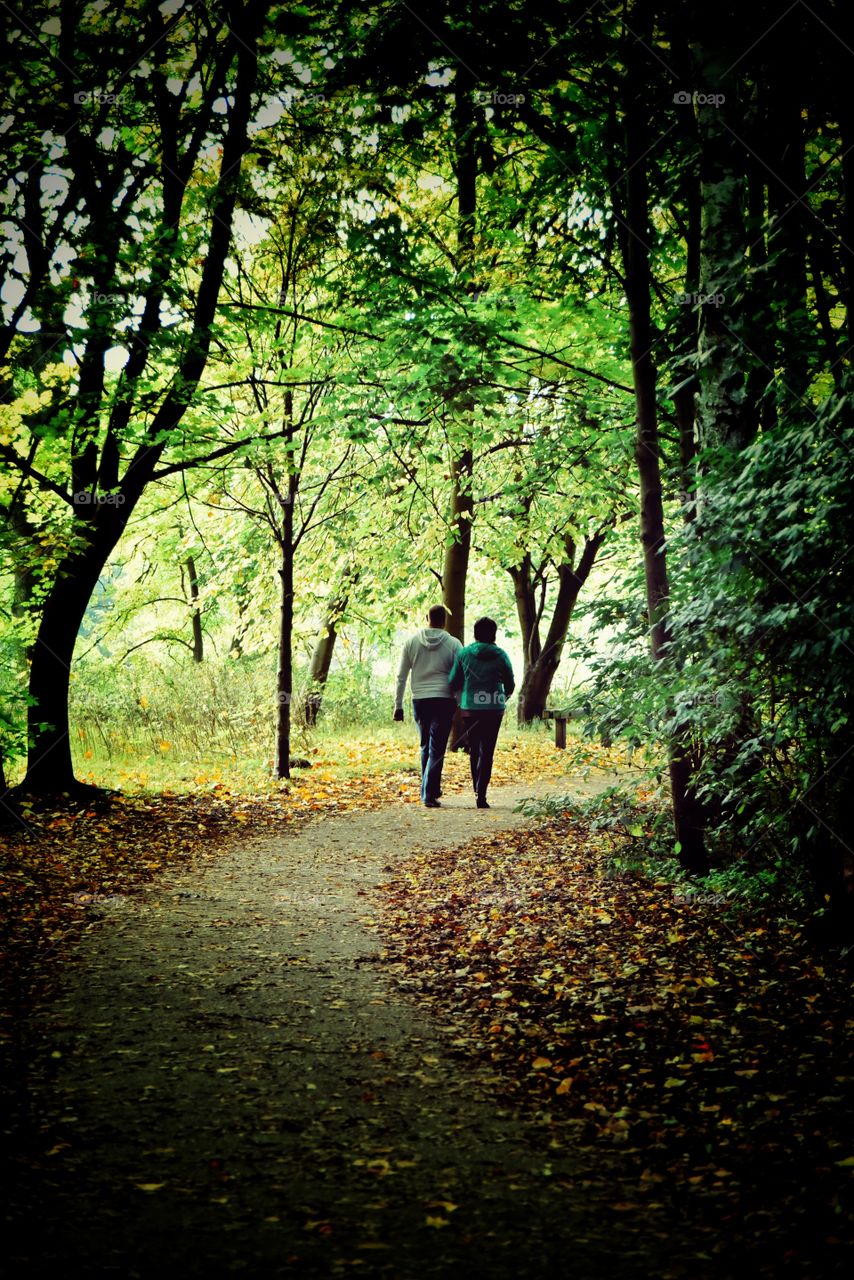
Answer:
[{"left": 393, "top": 604, "right": 462, "bottom": 807}]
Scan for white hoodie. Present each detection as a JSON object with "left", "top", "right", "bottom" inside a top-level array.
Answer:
[{"left": 395, "top": 628, "right": 463, "bottom": 708}]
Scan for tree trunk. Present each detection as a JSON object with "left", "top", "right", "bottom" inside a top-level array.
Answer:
[
  {"left": 442, "top": 447, "right": 473, "bottom": 643},
  {"left": 303, "top": 564, "right": 358, "bottom": 727},
  {"left": 509, "top": 553, "right": 541, "bottom": 674},
  {"left": 620, "top": 0, "right": 708, "bottom": 875},
  {"left": 444, "top": 450, "right": 473, "bottom": 751},
  {"left": 840, "top": 50, "right": 854, "bottom": 351},
  {"left": 275, "top": 485, "right": 296, "bottom": 781},
  {"left": 512, "top": 534, "right": 605, "bottom": 723},
  {"left": 19, "top": 12, "right": 260, "bottom": 796},
  {"left": 743, "top": 154, "right": 777, "bottom": 434},
  {"left": 24, "top": 532, "right": 116, "bottom": 792},
  {"left": 763, "top": 20, "right": 810, "bottom": 403},
  {"left": 185, "top": 555, "right": 204, "bottom": 663},
  {"left": 691, "top": 26, "right": 753, "bottom": 454},
  {"left": 443, "top": 73, "right": 478, "bottom": 750}
]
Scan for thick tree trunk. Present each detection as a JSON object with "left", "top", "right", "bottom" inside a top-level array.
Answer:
[
  {"left": 620, "top": 1, "right": 708, "bottom": 875},
  {"left": 25, "top": 532, "right": 117, "bottom": 792},
  {"left": 185, "top": 555, "right": 204, "bottom": 663},
  {"left": 509, "top": 553, "right": 541, "bottom": 671},
  {"left": 516, "top": 663, "right": 555, "bottom": 725},
  {"left": 20, "top": 14, "right": 260, "bottom": 796},
  {"left": 512, "top": 534, "right": 605, "bottom": 724},
  {"left": 303, "top": 564, "right": 358, "bottom": 727}
]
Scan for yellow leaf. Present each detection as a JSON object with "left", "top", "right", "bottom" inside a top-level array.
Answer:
[
  {"left": 425, "top": 1215, "right": 450, "bottom": 1228},
  {"left": 135, "top": 1182, "right": 166, "bottom": 1192},
  {"left": 664, "top": 1077, "right": 686, "bottom": 1088},
  {"left": 555, "top": 1077, "right": 573, "bottom": 1095},
  {"left": 532, "top": 1057, "right": 552, "bottom": 1071}
]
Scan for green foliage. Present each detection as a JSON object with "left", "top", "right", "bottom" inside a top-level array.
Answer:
[
  {"left": 570, "top": 387, "right": 854, "bottom": 902},
  {"left": 69, "top": 654, "right": 281, "bottom": 769},
  {"left": 671, "top": 394, "right": 854, "bottom": 882},
  {"left": 62, "top": 650, "right": 399, "bottom": 780},
  {"left": 0, "top": 0, "right": 851, "bottom": 927},
  {"left": 307, "top": 660, "right": 392, "bottom": 730}
]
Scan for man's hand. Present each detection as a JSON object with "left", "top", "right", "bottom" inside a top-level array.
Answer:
[{"left": 393, "top": 708, "right": 404, "bottom": 722}]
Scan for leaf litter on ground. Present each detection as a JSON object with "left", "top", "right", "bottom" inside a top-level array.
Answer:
[
  {"left": 0, "top": 732, "right": 588, "bottom": 1028},
  {"left": 374, "top": 810, "right": 854, "bottom": 1272}
]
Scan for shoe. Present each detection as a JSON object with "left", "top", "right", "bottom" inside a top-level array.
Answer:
[
  {"left": 476, "top": 798, "right": 490, "bottom": 809},
  {"left": 424, "top": 799, "right": 441, "bottom": 808}
]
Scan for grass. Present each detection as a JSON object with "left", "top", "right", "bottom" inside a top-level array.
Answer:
[{"left": 67, "top": 720, "right": 611, "bottom": 796}]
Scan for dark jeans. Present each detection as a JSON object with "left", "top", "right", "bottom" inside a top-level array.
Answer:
[
  {"left": 411, "top": 697, "right": 456, "bottom": 803},
  {"left": 460, "top": 710, "right": 504, "bottom": 801}
]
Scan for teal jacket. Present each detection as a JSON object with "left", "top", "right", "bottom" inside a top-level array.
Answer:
[{"left": 449, "top": 641, "right": 515, "bottom": 712}]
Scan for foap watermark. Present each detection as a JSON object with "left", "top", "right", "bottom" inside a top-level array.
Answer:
[
  {"left": 673, "top": 889, "right": 727, "bottom": 906},
  {"left": 471, "top": 690, "right": 509, "bottom": 708},
  {"left": 74, "top": 89, "right": 125, "bottom": 106},
  {"left": 476, "top": 89, "right": 526, "bottom": 107},
  {"left": 71, "top": 891, "right": 125, "bottom": 906},
  {"left": 677, "top": 290, "right": 725, "bottom": 308},
  {"left": 470, "top": 288, "right": 521, "bottom": 309},
  {"left": 673, "top": 90, "right": 726, "bottom": 107},
  {"left": 73, "top": 490, "right": 126, "bottom": 506}
]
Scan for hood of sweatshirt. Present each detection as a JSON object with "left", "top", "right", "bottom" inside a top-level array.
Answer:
[
  {"left": 466, "top": 641, "right": 504, "bottom": 663},
  {"left": 418, "top": 628, "right": 450, "bottom": 649}
]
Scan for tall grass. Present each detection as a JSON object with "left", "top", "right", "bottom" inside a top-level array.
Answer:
[{"left": 68, "top": 653, "right": 397, "bottom": 778}]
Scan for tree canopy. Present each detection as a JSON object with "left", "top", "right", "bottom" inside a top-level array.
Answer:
[{"left": 1, "top": 0, "right": 852, "bottom": 926}]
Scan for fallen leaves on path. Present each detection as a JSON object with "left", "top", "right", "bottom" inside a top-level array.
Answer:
[
  {"left": 376, "top": 814, "right": 854, "bottom": 1269},
  {"left": 0, "top": 733, "right": 578, "bottom": 1028}
]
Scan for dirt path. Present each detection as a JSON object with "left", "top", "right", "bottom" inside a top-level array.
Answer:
[{"left": 5, "top": 774, "right": 676, "bottom": 1280}]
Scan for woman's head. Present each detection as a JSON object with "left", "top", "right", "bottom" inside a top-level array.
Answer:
[{"left": 473, "top": 616, "right": 497, "bottom": 644}]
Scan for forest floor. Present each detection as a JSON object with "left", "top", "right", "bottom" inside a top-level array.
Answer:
[{"left": 2, "top": 740, "right": 853, "bottom": 1278}]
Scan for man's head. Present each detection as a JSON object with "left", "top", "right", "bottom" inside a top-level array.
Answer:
[
  {"left": 473, "top": 616, "right": 498, "bottom": 644},
  {"left": 427, "top": 604, "right": 448, "bottom": 628}
]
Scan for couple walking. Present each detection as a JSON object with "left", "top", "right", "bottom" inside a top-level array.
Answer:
[{"left": 393, "top": 605, "right": 515, "bottom": 809}]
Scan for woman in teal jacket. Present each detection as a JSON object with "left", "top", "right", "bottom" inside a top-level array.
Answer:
[{"left": 448, "top": 616, "right": 515, "bottom": 808}]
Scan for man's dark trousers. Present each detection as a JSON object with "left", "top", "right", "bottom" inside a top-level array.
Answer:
[
  {"left": 411, "top": 697, "right": 456, "bottom": 803},
  {"left": 461, "top": 710, "right": 503, "bottom": 801}
]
